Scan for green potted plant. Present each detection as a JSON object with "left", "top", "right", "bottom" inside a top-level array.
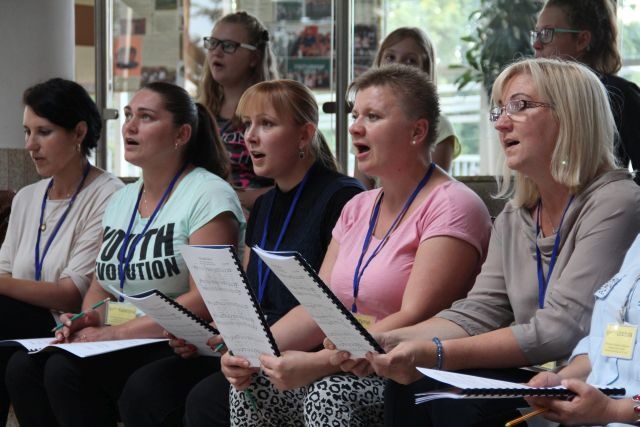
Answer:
[{"left": 452, "top": 0, "right": 543, "bottom": 96}]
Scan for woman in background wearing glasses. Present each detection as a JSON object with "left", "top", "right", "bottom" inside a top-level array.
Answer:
[
  {"left": 200, "top": 11, "right": 279, "bottom": 211},
  {"left": 329, "top": 58, "right": 640, "bottom": 427},
  {"left": 533, "top": 0, "right": 640, "bottom": 184}
]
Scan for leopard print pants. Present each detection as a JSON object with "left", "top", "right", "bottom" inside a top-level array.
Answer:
[{"left": 229, "top": 372, "right": 384, "bottom": 426}]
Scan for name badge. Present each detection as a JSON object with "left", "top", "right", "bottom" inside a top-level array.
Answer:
[
  {"left": 602, "top": 323, "right": 637, "bottom": 359},
  {"left": 353, "top": 312, "right": 376, "bottom": 329},
  {"left": 538, "top": 361, "right": 557, "bottom": 371},
  {"left": 105, "top": 301, "right": 137, "bottom": 326}
]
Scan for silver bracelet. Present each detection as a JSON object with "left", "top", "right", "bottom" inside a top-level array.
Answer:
[{"left": 432, "top": 337, "right": 444, "bottom": 370}]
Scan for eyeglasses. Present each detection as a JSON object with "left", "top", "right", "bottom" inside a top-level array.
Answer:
[
  {"left": 489, "top": 99, "right": 554, "bottom": 122},
  {"left": 203, "top": 37, "right": 257, "bottom": 53},
  {"left": 530, "top": 28, "right": 582, "bottom": 46}
]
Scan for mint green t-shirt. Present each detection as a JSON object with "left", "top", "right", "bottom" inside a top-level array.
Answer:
[{"left": 95, "top": 167, "right": 245, "bottom": 299}]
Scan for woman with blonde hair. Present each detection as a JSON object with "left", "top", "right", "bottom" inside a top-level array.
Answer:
[
  {"left": 354, "top": 27, "right": 460, "bottom": 190},
  {"left": 331, "top": 57, "right": 640, "bottom": 426},
  {"left": 200, "top": 10, "right": 279, "bottom": 210}
]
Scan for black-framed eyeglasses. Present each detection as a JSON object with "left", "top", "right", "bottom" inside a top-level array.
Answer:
[
  {"left": 489, "top": 99, "right": 554, "bottom": 122},
  {"left": 530, "top": 28, "right": 582, "bottom": 46},
  {"left": 203, "top": 37, "right": 257, "bottom": 53}
]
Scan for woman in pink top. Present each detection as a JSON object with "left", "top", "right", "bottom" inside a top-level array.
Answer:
[{"left": 220, "top": 64, "right": 491, "bottom": 426}]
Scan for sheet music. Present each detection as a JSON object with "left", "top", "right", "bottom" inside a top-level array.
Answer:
[
  {"left": 181, "top": 245, "right": 278, "bottom": 366},
  {"left": 415, "top": 368, "right": 623, "bottom": 402},
  {"left": 253, "top": 247, "right": 380, "bottom": 358},
  {"left": 110, "top": 287, "right": 219, "bottom": 356},
  {"left": 0, "top": 338, "right": 167, "bottom": 358}
]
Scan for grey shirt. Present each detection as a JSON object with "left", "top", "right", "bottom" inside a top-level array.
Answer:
[{"left": 437, "top": 170, "right": 640, "bottom": 365}]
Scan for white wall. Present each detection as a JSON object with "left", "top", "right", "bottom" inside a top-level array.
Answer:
[{"left": 0, "top": 0, "right": 75, "bottom": 149}]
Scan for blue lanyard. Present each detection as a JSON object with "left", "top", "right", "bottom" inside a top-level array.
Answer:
[
  {"left": 35, "top": 162, "right": 91, "bottom": 281},
  {"left": 256, "top": 170, "right": 311, "bottom": 304},
  {"left": 117, "top": 164, "right": 187, "bottom": 300},
  {"left": 352, "top": 163, "right": 435, "bottom": 313},
  {"left": 535, "top": 195, "right": 574, "bottom": 309}
]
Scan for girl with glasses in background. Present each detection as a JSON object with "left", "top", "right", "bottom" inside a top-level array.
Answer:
[{"left": 200, "top": 11, "right": 279, "bottom": 211}]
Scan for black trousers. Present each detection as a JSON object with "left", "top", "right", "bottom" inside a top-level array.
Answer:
[
  {"left": 6, "top": 341, "right": 173, "bottom": 427},
  {"left": 384, "top": 368, "right": 536, "bottom": 427},
  {"left": 119, "top": 354, "right": 220, "bottom": 427},
  {"left": 0, "top": 295, "right": 57, "bottom": 427},
  {"left": 184, "top": 370, "right": 231, "bottom": 427}
]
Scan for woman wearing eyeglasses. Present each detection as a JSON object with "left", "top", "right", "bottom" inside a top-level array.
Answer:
[
  {"left": 329, "top": 58, "right": 640, "bottom": 427},
  {"left": 533, "top": 0, "right": 640, "bottom": 185},
  {"left": 200, "top": 11, "right": 279, "bottom": 211}
]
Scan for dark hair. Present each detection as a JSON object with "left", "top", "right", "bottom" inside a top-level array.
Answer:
[
  {"left": 22, "top": 78, "right": 101, "bottom": 157},
  {"left": 545, "top": 0, "right": 621, "bottom": 74},
  {"left": 141, "top": 82, "right": 229, "bottom": 179},
  {"left": 198, "top": 11, "right": 279, "bottom": 117},
  {"left": 348, "top": 64, "right": 440, "bottom": 148}
]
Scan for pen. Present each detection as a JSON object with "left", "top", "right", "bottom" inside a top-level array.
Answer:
[
  {"left": 228, "top": 350, "right": 258, "bottom": 411},
  {"left": 51, "top": 297, "right": 111, "bottom": 332},
  {"left": 245, "top": 389, "right": 258, "bottom": 410},
  {"left": 213, "top": 342, "right": 226, "bottom": 353},
  {"left": 504, "top": 407, "right": 548, "bottom": 427}
]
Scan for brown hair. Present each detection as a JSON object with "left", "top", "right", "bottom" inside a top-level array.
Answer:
[{"left": 198, "top": 11, "right": 279, "bottom": 118}]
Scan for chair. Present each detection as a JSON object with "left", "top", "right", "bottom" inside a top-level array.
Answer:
[
  {"left": 455, "top": 175, "right": 507, "bottom": 219},
  {"left": 0, "top": 190, "right": 15, "bottom": 245}
]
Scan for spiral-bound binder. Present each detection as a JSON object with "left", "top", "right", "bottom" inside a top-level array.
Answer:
[
  {"left": 111, "top": 287, "right": 220, "bottom": 356},
  {"left": 181, "top": 245, "right": 279, "bottom": 367},
  {"left": 253, "top": 246, "right": 384, "bottom": 358},
  {"left": 414, "top": 367, "right": 626, "bottom": 403}
]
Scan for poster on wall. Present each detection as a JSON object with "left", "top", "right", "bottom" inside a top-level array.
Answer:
[
  {"left": 114, "top": 35, "right": 143, "bottom": 91},
  {"left": 113, "top": 0, "right": 181, "bottom": 91}
]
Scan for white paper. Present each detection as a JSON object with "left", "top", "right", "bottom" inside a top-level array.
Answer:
[
  {"left": 253, "top": 247, "right": 379, "bottom": 358},
  {"left": 415, "top": 368, "right": 617, "bottom": 403},
  {"left": 0, "top": 337, "right": 166, "bottom": 358},
  {"left": 181, "top": 245, "right": 277, "bottom": 367},
  {"left": 110, "top": 287, "right": 218, "bottom": 356}
]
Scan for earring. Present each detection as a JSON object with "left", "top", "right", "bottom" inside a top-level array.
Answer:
[
  {"left": 76, "top": 144, "right": 81, "bottom": 153},
  {"left": 174, "top": 142, "right": 179, "bottom": 151},
  {"left": 298, "top": 149, "right": 305, "bottom": 159},
  {"left": 411, "top": 139, "right": 417, "bottom": 146}
]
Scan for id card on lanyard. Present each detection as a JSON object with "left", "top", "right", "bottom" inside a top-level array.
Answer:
[
  {"left": 110, "top": 164, "right": 187, "bottom": 324},
  {"left": 602, "top": 275, "right": 639, "bottom": 360},
  {"left": 351, "top": 163, "right": 435, "bottom": 327}
]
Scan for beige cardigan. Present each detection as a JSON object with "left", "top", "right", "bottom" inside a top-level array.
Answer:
[{"left": 437, "top": 170, "right": 640, "bottom": 365}]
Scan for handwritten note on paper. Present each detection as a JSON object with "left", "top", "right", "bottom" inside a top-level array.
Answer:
[
  {"left": 181, "top": 245, "right": 277, "bottom": 367},
  {"left": 253, "top": 247, "right": 380, "bottom": 358}
]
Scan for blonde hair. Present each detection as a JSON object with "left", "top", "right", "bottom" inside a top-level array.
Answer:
[
  {"left": 236, "top": 80, "right": 338, "bottom": 171},
  {"left": 493, "top": 58, "right": 616, "bottom": 208},
  {"left": 374, "top": 27, "right": 436, "bottom": 82},
  {"left": 198, "top": 11, "right": 279, "bottom": 118}
]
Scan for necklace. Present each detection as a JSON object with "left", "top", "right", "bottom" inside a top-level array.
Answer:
[
  {"left": 39, "top": 164, "right": 91, "bottom": 232},
  {"left": 541, "top": 205, "right": 558, "bottom": 234},
  {"left": 39, "top": 198, "right": 68, "bottom": 232}
]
